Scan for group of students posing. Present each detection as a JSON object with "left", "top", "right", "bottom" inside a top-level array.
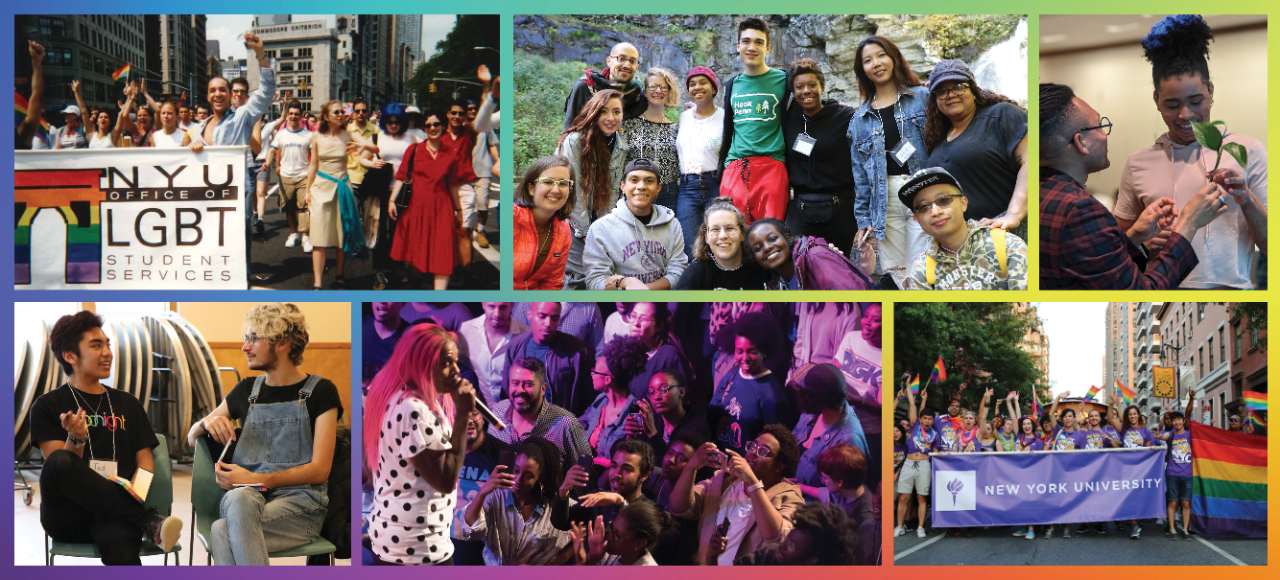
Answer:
[
  {"left": 894, "top": 385, "right": 1212, "bottom": 542},
  {"left": 513, "top": 16, "right": 1029, "bottom": 290},
  {"left": 361, "top": 301, "right": 881, "bottom": 565}
]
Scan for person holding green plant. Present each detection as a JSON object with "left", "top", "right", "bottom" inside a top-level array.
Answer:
[{"left": 1114, "top": 14, "right": 1267, "bottom": 289}]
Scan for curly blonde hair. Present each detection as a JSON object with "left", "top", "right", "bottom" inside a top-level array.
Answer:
[
  {"left": 243, "top": 303, "right": 310, "bottom": 366},
  {"left": 645, "top": 67, "right": 682, "bottom": 110}
]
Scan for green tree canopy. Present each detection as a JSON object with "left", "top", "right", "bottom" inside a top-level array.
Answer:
[
  {"left": 894, "top": 302, "right": 1045, "bottom": 412},
  {"left": 409, "top": 15, "right": 500, "bottom": 112}
]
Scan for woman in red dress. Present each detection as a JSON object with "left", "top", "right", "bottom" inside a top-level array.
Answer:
[{"left": 389, "top": 111, "right": 478, "bottom": 289}]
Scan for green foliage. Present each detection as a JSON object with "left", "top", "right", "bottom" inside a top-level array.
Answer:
[
  {"left": 894, "top": 302, "right": 1044, "bottom": 412},
  {"left": 1225, "top": 303, "right": 1268, "bottom": 351},
  {"left": 566, "top": 29, "right": 603, "bottom": 44},
  {"left": 905, "top": 14, "right": 1022, "bottom": 61},
  {"left": 410, "top": 15, "right": 500, "bottom": 110},
  {"left": 514, "top": 52, "right": 588, "bottom": 173}
]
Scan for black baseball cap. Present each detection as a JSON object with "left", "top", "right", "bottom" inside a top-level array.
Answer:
[
  {"left": 898, "top": 166, "right": 964, "bottom": 210},
  {"left": 623, "top": 157, "right": 661, "bottom": 181}
]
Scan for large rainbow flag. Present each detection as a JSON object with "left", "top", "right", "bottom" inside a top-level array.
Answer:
[
  {"left": 1190, "top": 421, "right": 1267, "bottom": 537},
  {"left": 1116, "top": 378, "right": 1135, "bottom": 406}
]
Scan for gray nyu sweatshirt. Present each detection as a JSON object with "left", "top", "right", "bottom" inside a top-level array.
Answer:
[{"left": 583, "top": 199, "right": 688, "bottom": 290}]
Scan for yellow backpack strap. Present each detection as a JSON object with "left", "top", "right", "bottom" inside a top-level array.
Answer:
[
  {"left": 926, "top": 254, "right": 937, "bottom": 286},
  {"left": 991, "top": 228, "right": 1008, "bottom": 277}
]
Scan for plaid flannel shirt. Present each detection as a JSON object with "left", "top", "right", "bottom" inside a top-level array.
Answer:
[{"left": 1039, "top": 167, "right": 1198, "bottom": 289}]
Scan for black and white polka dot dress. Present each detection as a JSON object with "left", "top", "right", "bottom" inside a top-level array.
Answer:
[{"left": 370, "top": 396, "right": 455, "bottom": 564}]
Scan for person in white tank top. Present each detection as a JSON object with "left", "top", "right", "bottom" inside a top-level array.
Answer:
[
  {"left": 147, "top": 100, "right": 193, "bottom": 148},
  {"left": 88, "top": 82, "right": 137, "bottom": 148}
]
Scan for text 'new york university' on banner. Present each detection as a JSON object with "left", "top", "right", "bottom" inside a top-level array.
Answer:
[
  {"left": 931, "top": 447, "right": 1167, "bottom": 527},
  {"left": 15, "top": 146, "right": 247, "bottom": 290}
]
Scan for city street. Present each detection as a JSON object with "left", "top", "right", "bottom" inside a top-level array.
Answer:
[{"left": 893, "top": 523, "right": 1268, "bottom": 566}]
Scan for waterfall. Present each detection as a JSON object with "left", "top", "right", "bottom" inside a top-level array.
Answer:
[{"left": 971, "top": 18, "right": 1027, "bottom": 106}]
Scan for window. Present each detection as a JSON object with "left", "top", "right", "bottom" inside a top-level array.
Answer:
[
  {"left": 1198, "top": 347, "right": 1204, "bottom": 376},
  {"left": 265, "top": 50, "right": 276, "bottom": 59},
  {"left": 280, "top": 62, "right": 294, "bottom": 72},
  {"left": 1219, "top": 328, "right": 1226, "bottom": 365},
  {"left": 1197, "top": 303, "right": 1205, "bottom": 321},
  {"left": 299, "top": 47, "right": 312, "bottom": 57},
  {"left": 47, "top": 48, "right": 73, "bottom": 67},
  {"left": 1235, "top": 325, "right": 1244, "bottom": 359},
  {"left": 280, "top": 49, "right": 294, "bottom": 58},
  {"left": 298, "top": 60, "right": 312, "bottom": 71},
  {"left": 1208, "top": 338, "right": 1214, "bottom": 369},
  {"left": 298, "top": 89, "right": 311, "bottom": 98},
  {"left": 39, "top": 16, "right": 66, "bottom": 37},
  {"left": 298, "top": 75, "right": 311, "bottom": 84},
  {"left": 1250, "top": 327, "right": 1259, "bottom": 350}
]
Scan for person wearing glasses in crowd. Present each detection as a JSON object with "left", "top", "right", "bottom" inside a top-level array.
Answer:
[
  {"left": 1112, "top": 15, "right": 1267, "bottom": 290},
  {"left": 581, "top": 336, "right": 651, "bottom": 459},
  {"left": 444, "top": 100, "right": 480, "bottom": 273},
  {"left": 583, "top": 158, "right": 689, "bottom": 290},
  {"left": 718, "top": 17, "right": 790, "bottom": 224},
  {"left": 360, "top": 103, "right": 419, "bottom": 286},
  {"left": 619, "top": 303, "right": 693, "bottom": 402},
  {"left": 622, "top": 67, "right": 683, "bottom": 213},
  {"left": 897, "top": 167, "right": 1029, "bottom": 290},
  {"left": 564, "top": 42, "right": 647, "bottom": 130},
  {"left": 923, "top": 59, "right": 1030, "bottom": 242},
  {"left": 557, "top": 90, "right": 630, "bottom": 289},
  {"left": 675, "top": 198, "right": 772, "bottom": 289},
  {"left": 514, "top": 156, "right": 576, "bottom": 289},
  {"left": 630, "top": 370, "right": 712, "bottom": 461},
  {"left": 675, "top": 67, "right": 725, "bottom": 257},
  {"left": 1039, "top": 82, "right": 1224, "bottom": 289},
  {"left": 304, "top": 100, "right": 378, "bottom": 290}
]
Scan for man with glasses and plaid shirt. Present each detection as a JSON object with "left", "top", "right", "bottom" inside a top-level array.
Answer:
[
  {"left": 897, "top": 167, "right": 1028, "bottom": 290},
  {"left": 563, "top": 42, "right": 647, "bottom": 130},
  {"left": 1039, "top": 83, "right": 1225, "bottom": 289}
]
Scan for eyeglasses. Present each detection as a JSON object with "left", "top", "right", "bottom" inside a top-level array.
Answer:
[
  {"left": 590, "top": 370, "right": 612, "bottom": 379},
  {"left": 623, "top": 313, "right": 656, "bottom": 326},
  {"left": 242, "top": 335, "right": 267, "bottom": 345},
  {"left": 424, "top": 121, "right": 443, "bottom": 128},
  {"left": 651, "top": 383, "right": 680, "bottom": 394},
  {"left": 934, "top": 83, "right": 970, "bottom": 99},
  {"left": 743, "top": 440, "right": 773, "bottom": 459},
  {"left": 610, "top": 55, "right": 639, "bottom": 66},
  {"left": 646, "top": 84, "right": 670, "bottom": 93},
  {"left": 1077, "top": 117, "right": 1112, "bottom": 136},
  {"left": 912, "top": 193, "right": 963, "bottom": 215},
  {"left": 707, "top": 225, "right": 741, "bottom": 237},
  {"left": 536, "top": 177, "right": 574, "bottom": 189}
]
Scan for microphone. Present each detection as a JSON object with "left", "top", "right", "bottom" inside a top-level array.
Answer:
[{"left": 476, "top": 398, "right": 506, "bottom": 431}]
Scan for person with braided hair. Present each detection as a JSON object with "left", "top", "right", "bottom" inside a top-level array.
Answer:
[
  {"left": 1113, "top": 14, "right": 1267, "bottom": 289},
  {"left": 458, "top": 436, "right": 571, "bottom": 565}
]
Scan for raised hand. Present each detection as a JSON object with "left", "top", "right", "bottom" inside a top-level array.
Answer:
[
  {"left": 30, "top": 40, "right": 46, "bottom": 61},
  {"left": 69, "top": 80, "right": 81, "bottom": 95}
]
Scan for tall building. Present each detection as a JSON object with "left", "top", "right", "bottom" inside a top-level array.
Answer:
[
  {"left": 144, "top": 15, "right": 208, "bottom": 100},
  {"left": 248, "top": 19, "right": 341, "bottom": 113},
  {"left": 395, "top": 15, "right": 424, "bottom": 63},
  {"left": 1227, "top": 304, "right": 1267, "bottom": 426},
  {"left": 254, "top": 15, "right": 291, "bottom": 27},
  {"left": 1105, "top": 303, "right": 1137, "bottom": 407},
  {"left": 1013, "top": 303, "right": 1049, "bottom": 385},
  {"left": 1154, "top": 303, "right": 1230, "bottom": 426},
  {"left": 15, "top": 15, "right": 147, "bottom": 113},
  {"left": 220, "top": 58, "right": 247, "bottom": 80},
  {"left": 1132, "top": 302, "right": 1164, "bottom": 413}
]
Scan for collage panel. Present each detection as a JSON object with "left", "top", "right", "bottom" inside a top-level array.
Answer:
[
  {"left": 13, "top": 14, "right": 501, "bottom": 291},
  {"left": 1039, "top": 14, "right": 1268, "bottom": 290},
  {"left": 513, "top": 14, "right": 1028, "bottom": 291},
  {"left": 361, "top": 301, "right": 882, "bottom": 565},
  {"left": 891, "top": 301, "right": 1267, "bottom": 566},
  {"left": 12, "top": 301, "right": 353, "bottom": 565}
]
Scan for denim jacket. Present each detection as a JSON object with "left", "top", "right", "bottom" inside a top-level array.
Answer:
[
  {"left": 555, "top": 130, "right": 629, "bottom": 238},
  {"left": 791, "top": 401, "right": 869, "bottom": 487},
  {"left": 847, "top": 84, "right": 929, "bottom": 239},
  {"left": 578, "top": 392, "right": 637, "bottom": 458}
]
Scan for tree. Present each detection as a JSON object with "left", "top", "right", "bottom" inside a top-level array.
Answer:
[
  {"left": 408, "top": 15, "right": 500, "bottom": 111},
  {"left": 1226, "top": 303, "right": 1267, "bottom": 352},
  {"left": 894, "top": 303, "right": 1044, "bottom": 412}
]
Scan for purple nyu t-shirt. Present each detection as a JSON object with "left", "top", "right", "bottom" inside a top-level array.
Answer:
[
  {"left": 906, "top": 421, "right": 937, "bottom": 455},
  {"left": 1165, "top": 429, "right": 1193, "bottom": 478},
  {"left": 1051, "top": 426, "right": 1088, "bottom": 451},
  {"left": 1120, "top": 426, "right": 1155, "bottom": 448}
]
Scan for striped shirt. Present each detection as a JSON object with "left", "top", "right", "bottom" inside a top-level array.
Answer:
[{"left": 487, "top": 399, "right": 592, "bottom": 467}]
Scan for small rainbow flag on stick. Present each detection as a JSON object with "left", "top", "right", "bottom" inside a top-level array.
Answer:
[
  {"left": 908, "top": 375, "right": 920, "bottom": 396},
  {"left": 934, "top": 357, "right": 947, "bottom": 382},
  {"left": 1031, "top": 388, "right": 1043, "bottom": 417},
  {"left": 1116, "top": 379, "right": 1135, "bottom": 406},
  {"left": 1243, "top": 391, "right": 1267, "bottom": 412},
  {"left": 1247, "top": 413, "right": 1266, "bottom": 428},
  {"left": 111, "top": 63, "right": 131, "bottom": 81},
  {"left": 1083, "top": 384, "right": 1103, "bottom": 402}
]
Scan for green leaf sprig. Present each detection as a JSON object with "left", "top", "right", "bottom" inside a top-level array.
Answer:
[{"left": 1191, "top": 121, "right": 1248, "bottom": 171}]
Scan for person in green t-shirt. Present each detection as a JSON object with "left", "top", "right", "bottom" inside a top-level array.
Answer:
[{"left": 716, "top": 16, "right": 790, "bottom": 225}]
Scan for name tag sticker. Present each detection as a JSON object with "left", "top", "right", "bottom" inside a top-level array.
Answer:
[
  {"left": 91, "top": 459, "right": 118, "bottom": 479},
  {"left": 792, "top": 134, "right": 816, "bottom": 157},
  {"left": 891, "top": 140, "right": 916, "bottom": 166}
]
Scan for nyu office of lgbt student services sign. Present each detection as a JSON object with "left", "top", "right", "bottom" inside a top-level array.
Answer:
[
  {"left": 932, "top": 447, "right": 1167, "bottom": 527},
  {"left": 15, "top": 147, "right": 246, "bottom": 289}
]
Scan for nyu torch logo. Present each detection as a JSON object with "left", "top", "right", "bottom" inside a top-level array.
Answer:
[
  {"left": 936, "top": 471, "right": 976, "bottom": 511},
  {"left": 948, "top": 478, "right": 964, "bottom": 506}
]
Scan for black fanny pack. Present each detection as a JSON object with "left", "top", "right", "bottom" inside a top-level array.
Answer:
[{"left": 797, "top": 194, "right": 840, "bottom": 224}]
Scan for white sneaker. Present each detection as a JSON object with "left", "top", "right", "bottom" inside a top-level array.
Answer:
[
  {"left": 894, "top": 526, "right": 906, "bottom": 537},
  {"left": 917, "top": 527, "right": 927, "bottom": 538},
  {"left": 301, "top": 235, "right": 314, "bottom": 253},
  {"left": 285, "top": 233, "right": 299, "bottom": 248}
]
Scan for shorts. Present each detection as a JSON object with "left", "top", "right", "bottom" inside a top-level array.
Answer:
[
  {"left": 896, "top": 458, "right": 931, "bottom": 495},
  {"left": 1166, "top": 475, "right": 1192, "bottom": 502},
  {"left": 460, "top": 179, "right": 490, "bottom": 229},
  {"left": 719, "top": 156, "right": 788, "bottom": 224},
  {"left": 279, "top": 174, "right": 308, "bottom": 213}
]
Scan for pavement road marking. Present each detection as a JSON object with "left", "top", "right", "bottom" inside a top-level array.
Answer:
[
  {"left": 1194, "top": 536, "right": 1249, "bottom": 566},
  {"left": 894, "top": 532, "right": 947, "bottom": 561}
]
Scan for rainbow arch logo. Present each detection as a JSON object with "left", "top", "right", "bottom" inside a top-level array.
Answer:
[{"left": 15, "top": 168, "right": 105, "bottom": 285}]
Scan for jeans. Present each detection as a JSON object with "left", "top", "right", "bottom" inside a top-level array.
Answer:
[
  {"left": 654, "top": 181, "right": 679, "bottom": 213},
  {"left": 677, "top": 171, "right": 721, "bottom": 258},
  {"left": 565, "top": 235, "right": 587, "bottom": 289},
  {"left": 210, "top": 484, "right": 328, "bottom": 566},
  {"left": 39, "top": 450, "right": 153, "bottom": 565},
  {"left": 245, "top": 160, "right": 260, "bottom": 273}
]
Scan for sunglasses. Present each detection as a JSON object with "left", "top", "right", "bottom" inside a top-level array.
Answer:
[
  {"left": 424, "top": 121, "right": 443, "bottom": 128},
  {"left": 912, "top": 193, "right": 963, "bottom": 215}
]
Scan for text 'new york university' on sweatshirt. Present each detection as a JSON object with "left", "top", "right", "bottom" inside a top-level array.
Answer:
[{"left": 582, "top": 199, "right": 689, "bottom": 290}]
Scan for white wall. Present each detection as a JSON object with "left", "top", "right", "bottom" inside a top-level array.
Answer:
[{"left": 1040, "top": 27, "right": 1267, "bottom": 207}]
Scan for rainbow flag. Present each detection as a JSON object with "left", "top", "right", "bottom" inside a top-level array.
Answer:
[
  {"left": 15, "top": 90, "right": 50, "bottom": 134},
  {"left": 111, "top": 63, "right": 131, "bottom": 81},
  {"left": 1031, "top": 388, "right": 1043, "bottom": 417},
  {"left": 1243, "top": 391, "right": 1267, "bottom": 412},
  {"left": 1116, "top": 378, "right": 1135, "bottom": 406},
  {"left": 1189, "top": 421, "right": 1267, "bottom": 537},
  {"left": 934, "top": 357, "right": 947, "bottom": 382},
  {"left": 1083, "top": 384, "right": 1103, "bottom": 402},
  {"left": 1247, "top": 413, "right": 1265, "bottom": 428},
  {"left": 908, "top": 375, "right": 920, "bottom": 396}
]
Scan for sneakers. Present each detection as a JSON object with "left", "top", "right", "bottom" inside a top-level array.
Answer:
[
  {"left": 474, "top": 230, "right": 490, "bottom": 248},
  {"left": 894, "top": 526, "right": 906, "bottom": 538},
  {"left": 285, "top": 233, "right": 299, "bottom": 248},
  {"left": 1044, "top": 527, "right": 1055, "bottom": 539},
  {"left": 254, "top": 217, "right": 265, "bottom": 236},
  {"left": 1166, "top": 530, "right": 1178, "bottom": 541},
  {"left": 301, "top": 235, "right": 314, "bottom": 253},
  {"left": 917, "top": 527, "right": 926, "bottom": 538},
  {"left": 1063, "top": 527, "right": 1074, "bottom": 539},
  {"left": 145, "top": 512, "right": 182, "bottom": 553},
  {"left": 1095, "top": 523, "right": 1107, "bottom": 535},
  {"left": 1025, "top": 528, "right": 1036, "bottom": 540},
  {"left": 1179, "top": 529, "right": 1190, "bottom": 541},
  {"left": 1130, "top": 525, "right": 1141, "bottom": 539},
  {"left": 1012, "top": 527, "right": 1028, "bottom": 537}
]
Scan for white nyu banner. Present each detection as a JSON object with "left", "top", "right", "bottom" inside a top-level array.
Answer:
[{"left": 15, "top": 147, "right": 247, "bottom": 289}]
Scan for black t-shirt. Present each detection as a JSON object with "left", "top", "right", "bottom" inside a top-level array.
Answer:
[
  {"left": 675, "top": 258, "right": 773, "bottom": 290},
  {"left": 925, "top": 101, "right": 1028, "bottom": 222},
  {"left": 875, "top": 105, "right": 909, "bottom": 176},
  {"left": 362, "top": 317, "right": 405, "bottom": 385},
  {"left": 30, "top": 384, "right": 159, "bottom": 480},
  {"left": 225, "top": 375, "right": 344, "bottom": 435}
]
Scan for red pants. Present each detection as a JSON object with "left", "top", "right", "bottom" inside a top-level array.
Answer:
[{"left": 720, "top": 156, "right": 789, "bottom": 224}]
